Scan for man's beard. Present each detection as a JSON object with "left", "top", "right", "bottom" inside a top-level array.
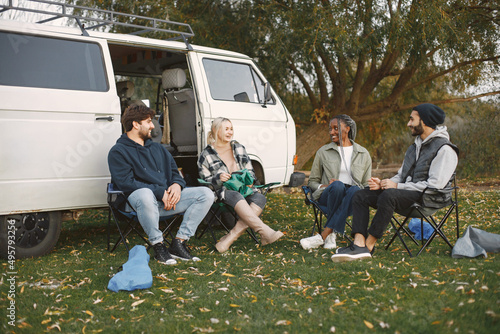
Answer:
[
  {"left": 139, "top": 129, "right": 152, "bottom": 141},
  {"left": 410, "top": 121, "right": 424, "bottom": 136}
]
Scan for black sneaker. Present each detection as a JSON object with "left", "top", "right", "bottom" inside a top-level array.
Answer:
[
  {"left": 153, "top": 242, "right": 177, "bottom": 265},
  {"left": 168, "top": 238, "right": 201, "bottom": 262},
  {"left": 331, "top": 243, "right": 372, "bottom": 262}
]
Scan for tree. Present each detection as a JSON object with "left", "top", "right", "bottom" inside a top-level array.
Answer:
[{"left": 256, "top": 0, "right": 500, "bottom": 168}]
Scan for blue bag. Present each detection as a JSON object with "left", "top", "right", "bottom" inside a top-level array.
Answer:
[
  {"left": 408, "top": 218, "right": 435, "bottom": 240},
  {"left": 107, "top": 245, "right": 153, "bottom": 292}
]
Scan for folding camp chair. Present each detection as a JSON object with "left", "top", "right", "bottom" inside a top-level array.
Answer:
[
  {"left": 196, "top": 180, "right": 279, "bottom": 244},
  {"left": 302, "top": 185, "right": 352, "bottom": 242},
  {"left": 106, "top": 183, "right": 183, "bottom": 253},
  {"left": 385, "top": 178, "right": 459, "bottom": 257}
]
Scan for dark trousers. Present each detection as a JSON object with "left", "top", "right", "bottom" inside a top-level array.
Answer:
[
  {"left": 318, "top": 181, "right": 360, "bottom": 235},
  {"left": 351, "top": 188, "right": 422, "bottom": 239}
]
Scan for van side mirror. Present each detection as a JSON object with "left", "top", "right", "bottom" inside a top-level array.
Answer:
[{"left": 262, "top": 82, "right": 272, "bottom": 108}]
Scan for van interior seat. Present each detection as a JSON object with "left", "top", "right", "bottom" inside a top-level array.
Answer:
[
  {"left": 161, "top": 68, "right": 197, "bottom": 153},
  {"left": 117, "top": 80, "right": 135, "bottom": 99},
  {"left": 116, "top": 80, "right": 145, "bottom": 115}
]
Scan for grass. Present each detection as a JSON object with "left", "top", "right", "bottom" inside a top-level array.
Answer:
[{"left": 1, "top": 186, "right": 499, "bottom": 333}]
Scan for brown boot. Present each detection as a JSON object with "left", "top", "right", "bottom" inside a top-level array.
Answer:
[
  {"left": 215, "top": 221, "right": 247, "bottom": 253},
  {"left": 234, "top": 201, "right": 284, "bottom": 246}
]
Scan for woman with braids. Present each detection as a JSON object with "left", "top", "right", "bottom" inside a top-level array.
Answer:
[
  {"left": 198, "top": 117, "right": 284, "bottom": 253},
  {"left": 300, "top": 115, "right": 372, "bottom": 250}
]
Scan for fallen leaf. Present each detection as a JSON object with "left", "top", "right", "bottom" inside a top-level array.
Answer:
[
  {"left": 47, "top": 324, "right": 61, "bottom": 331},
  {"left": 199, "top": 307, "right": 211, "bottom": 312},
  {"left": 222, "top": 273, "right": 235, "bottom": 277},
  {"left": 364, "top": 320, "right": 374, "bottom": 329},
  {"left": 276, "top": 320, "right": 291, "bottom": 326},
  {"left": 229, "top": 304, "right": 240, "bottom": 308},
  {"left": 131, "top": 300, "right": 145, "bottom": 307}
]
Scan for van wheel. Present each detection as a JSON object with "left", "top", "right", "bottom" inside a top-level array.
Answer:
[
  {"left": 0, "top": 212, "right": 62, "bottom": 259},
  {"left": 252, "top": 161, "right": 265, "bottom": 185}
]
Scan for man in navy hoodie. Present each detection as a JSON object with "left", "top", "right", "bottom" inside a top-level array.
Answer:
[{"left": 108, "top": 105, "right": 213, "bottom": 265}]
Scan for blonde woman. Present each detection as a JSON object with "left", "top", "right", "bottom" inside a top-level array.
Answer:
[{"left": 198, "top": 117, "right": 283, "bottom": 252}]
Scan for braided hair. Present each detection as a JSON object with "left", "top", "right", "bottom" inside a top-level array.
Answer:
[{"left": 330, "top": 114, "right": 357, "bottom": 142}]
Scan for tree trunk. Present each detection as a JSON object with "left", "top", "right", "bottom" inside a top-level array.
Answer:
[{"left": 295, "top": 122, "right": 330, "bottom": 170}]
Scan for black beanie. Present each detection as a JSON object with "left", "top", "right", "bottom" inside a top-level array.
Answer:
[{"left": 413, "top": 103, "right": 445, "bottom": 129}]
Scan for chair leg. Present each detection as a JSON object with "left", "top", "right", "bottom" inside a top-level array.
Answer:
[
  {"left": 386, "top": 217, "right": 414, "bottom": 257},
  {"left": 385, "top": 215, "right": 418, "bottom": 249},
  {"left": 311, "top": 206, "right": 323, "bottom": 236},
  {"left": 107, "top": 208, "right": 112, "bottom": 252},
  {"left": 109, "top": 209, "right": 130, "bottom": 253},
  {"left": 197, "top": 207, "right": 231, "bottom": 243},
  {"left": 416, "top": 208, "right": 456, "bottom": 256}
]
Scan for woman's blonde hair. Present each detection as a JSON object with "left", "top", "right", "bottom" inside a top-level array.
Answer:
[{"left": 207, "top": 117, "right": 232, "bottom": 146}]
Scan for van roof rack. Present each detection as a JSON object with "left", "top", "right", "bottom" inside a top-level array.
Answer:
[{"left": 0, "top": 0, "right": 195, "bottom": 50}]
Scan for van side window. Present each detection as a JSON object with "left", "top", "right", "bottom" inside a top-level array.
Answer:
[
  {"left": 203, "top": 58, "right": 273, "bottom": 104},
  {"left": 0, "top": 32, "right": 108, "bottom": 91}
]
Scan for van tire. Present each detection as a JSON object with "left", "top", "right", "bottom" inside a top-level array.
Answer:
[
  {"left": 252, "top": 161, "right": 265, "bottom": 185},
  {"left": 0, "top": 212, "right": 62, "bottom": 259}
]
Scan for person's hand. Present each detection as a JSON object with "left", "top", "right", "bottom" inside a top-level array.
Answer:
[
  {"left": 219, "top": 172, "right": 231, "bottom": 183},
  {"left": 328, "top": 178, "right": 337, "bottom": 185},
  {"left": 319, "top": 178, "right": 337, "bottom": 189},
  {"left": 163, "top": 183, "right": 182, "bottom": 210},
  {"left": 380, "top": 179, "right": 397, "bottom": 190},
  {"left": 368, "top": 177, "right": 381, "bottom": 190}
]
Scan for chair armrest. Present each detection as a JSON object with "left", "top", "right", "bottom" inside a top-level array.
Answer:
[
  {"left": 254, "top": 182, "right": 280, "bottom": 195},
  {"left": 107, "top": 183, "right": 125, "bottom": 195},
  {"left": 302, "top": 185, "right": 314, "bottom": 205}
]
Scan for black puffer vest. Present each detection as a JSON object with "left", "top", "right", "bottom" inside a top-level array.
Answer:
[{"left": 401, "top": 137, "right": 459, "bottom": 208}]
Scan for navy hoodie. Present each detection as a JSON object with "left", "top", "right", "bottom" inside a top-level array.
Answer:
[{"left": 108, "top": 134, "right": 186, "bottom": 200}]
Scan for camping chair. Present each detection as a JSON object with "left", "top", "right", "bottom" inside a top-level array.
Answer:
[
  {"left": 106, "top": 183, "right": 183, "bottom": 253},
  {"left": 196, "top": 179, "right": 279, "bottom": 244},
  {"left": 385, "top": 178, "right": 459, "bottom": 257},
  {"left": 302, "top": 186, "right": 353, "bottom": 242}
]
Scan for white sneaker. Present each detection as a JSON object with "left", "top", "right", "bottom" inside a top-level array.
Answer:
[
  {"left": 323, "top": 233, "right": 337, "bottom": 249},
  {"left": 300, "top": 234, "right": 324, "bottom": 250}
]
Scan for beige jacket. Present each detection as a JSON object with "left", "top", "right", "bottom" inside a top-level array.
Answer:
[{"left": 308, "top": 141, "right": 372, "bottom": 200}]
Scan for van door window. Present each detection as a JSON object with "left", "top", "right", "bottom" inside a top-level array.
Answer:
[
  {"left": 202, "top": 58, "right": 274, "bottom": 105},
  {"left": 0, "top": 32, "right": 108, "bottom": 91}
]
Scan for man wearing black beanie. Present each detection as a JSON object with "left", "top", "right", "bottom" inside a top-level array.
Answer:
[{"left": 332, "top": 103, "right": 458, "bottom": 261}]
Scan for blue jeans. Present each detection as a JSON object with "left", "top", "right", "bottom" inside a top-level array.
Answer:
[
  {"left": 127, "top": 187, "right": 214, "bottom": 244},
  {"left": 318, "top": 181, "right": 360, "bottom": 235}
]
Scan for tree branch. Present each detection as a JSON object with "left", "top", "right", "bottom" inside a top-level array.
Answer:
[
  {"left": 312, "top": 56, "right": 329, "bottom": 108},
  {"left": 399, "top": 90, "right": 500, "bottom": 110},
  {"left": 356, "top": 90, "right": 500, "bottom": 121},
  {"left": 406, "top": 55, "right": 500, "bottom": 91},
  {"left": 288, "top": 60, "right": 320, "bottom": 110}
]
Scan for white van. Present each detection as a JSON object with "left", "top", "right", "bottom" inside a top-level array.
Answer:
[{"left": 0, "top": 1, "right": 303, "bottom": 259}]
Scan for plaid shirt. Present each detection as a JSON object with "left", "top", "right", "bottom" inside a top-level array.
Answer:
[{"left": 198, "top": 141, "right": 256, "bottom": 192}]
